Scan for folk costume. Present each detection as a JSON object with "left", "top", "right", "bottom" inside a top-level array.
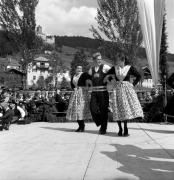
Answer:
[
  {"left": 89, "top": 64, "right": 110, "bottom": 134},
  {"left": 106, "top": 65, "right": 144, "bottom": 122},
  {"left": 66, "top": 72, "right": 92, "bottom": 132}
]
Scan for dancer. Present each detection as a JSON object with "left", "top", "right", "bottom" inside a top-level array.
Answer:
[
  {"left": 105, "top": 53, "right": 144, "bottom": 136},
  {"left": 89, "top": 52, "right": 110, "bottom": 134},
  {"left": 66, "top": 65, "right": 91, "bottom": 132}
]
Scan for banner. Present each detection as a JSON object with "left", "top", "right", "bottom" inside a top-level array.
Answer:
[{"left": 137, "top": 0, "right": 165, "bottom": 86}]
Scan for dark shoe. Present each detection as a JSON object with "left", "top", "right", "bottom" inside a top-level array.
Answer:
[
  {"left": 99, "top": 129, "right": 106, "bottom": 135},
  {"left": 117, "top": 121, "right": 123, "bottom": 136},
  {"left": 118, "top": 129, "right": 123, "bottom": 136},
  {"left": 75, "top": 121, "right": 81, "bottom": 132},
  {"left": 78, "top": 120, "right": 85, "bottom": 132},
  {"left": 123, "top": 129, "right": 129, "bottom": 136},
  {"left": 79, "top": 121, "right": 85, "bottom": 132},
  {"left": 75, "top": 127, "right": 81, "bottom": 132},
  {"left": 123, "top": 121, "right": 128, "bottom": 136},
  {"left": 75, "top": 125, "right": 85, "bottom": 132},
  {"left": 79, "top": 126, "right": 85, "bottom": 132}
]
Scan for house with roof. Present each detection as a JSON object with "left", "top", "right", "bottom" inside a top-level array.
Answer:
[
  {"left": 26, "top": 56, "right": 71, "bottom": 88},
  {"left": 141, "top": 66, "right": 153, "bottom": 88},
  {"left": 0, "top": 57, "right": 25, "bottom": 88},
  {"left": 27, "top": 56, "right": 53, "bottom": 87},
  {"left": 0, "top": 57, "right": 22, "bottom": 71}
]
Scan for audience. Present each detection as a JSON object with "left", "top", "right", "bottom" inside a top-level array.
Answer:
[
  {"left": 0, "top": 86, "right": 172, "bottom": 130},
  {"left": 0, "top": 88, "right": 71, "bottom": 129}
]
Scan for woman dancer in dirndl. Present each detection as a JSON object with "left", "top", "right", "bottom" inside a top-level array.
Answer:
[
  {"left": 105, "top": 53, "right": 144, "bottom": 136},
  {"left": 66, "top": 65, "right": 92, "bottom": 132}
]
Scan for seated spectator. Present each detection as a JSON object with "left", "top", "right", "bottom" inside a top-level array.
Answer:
[
  {"left": 26, "top": 100, "right": 38, "bottom": 122},
  {"left": 55, "top": 91, "right": 68, "bottom": 112},
  {"left": 0, "top": 90, "right": 10, "bottom": 110},
  {"left": 145, "top": 92, "right": 153, "bottom": 103},
  {"left": 0, "top": 101, "right": 15, "bottom": 130},
  {"left": 15, "top": 92, "right": 24, "bottom": 103},
  {"left": 17, "top": 103, "right": 26, "bottom": 121},
  {"left": 0, "top": 105, "right": 4, "bottom": 117}
]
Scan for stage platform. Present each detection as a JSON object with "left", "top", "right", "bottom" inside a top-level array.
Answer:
[{"left": 0, "top": 122, "right": 174, "bottom": 180}]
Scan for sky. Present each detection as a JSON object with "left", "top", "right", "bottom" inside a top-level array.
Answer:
[{"left": 36, "top": 0, "right": 174, "bottom": 54}]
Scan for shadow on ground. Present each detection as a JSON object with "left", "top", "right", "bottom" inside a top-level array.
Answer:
[
  {"left": 129, "top": 127, "right": 174, "bottom": 134},
  {"left": 101, "top": 144, "right": 174, "bottom": 180},
  {"left": 40, "top": 126, "right": 120, "bottom": 137}
]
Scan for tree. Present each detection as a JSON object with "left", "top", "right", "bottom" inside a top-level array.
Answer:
[
  {"left": 49, "top": 50, "right": 63, "bottom": 72},
  {"left": 160, "top": 13, "right": 168, "bottom": 90},
  {"left": 0, "top": 0, "right": 40, "bottom": 66},
  {"left": 45, "top": 75, "right": 54, "bottom": 90},
  {"left": 60, "top": 77, "right": 70, "bottom": 89},
  {"left": 90, "top": 0, "right": 143, "bottom": 64},
  {"left": 37, "top": 76, "right": 45, "bottom": 89},
  {"left": 70, "top": 50, "right": 90, "bottom": 76},
  {"left": 0, "top": 30, "right": 18, "bottom": 56}
]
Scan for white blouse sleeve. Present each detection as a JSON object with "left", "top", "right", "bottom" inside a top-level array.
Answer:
[
  {"left": 103, "top": 64, "right": 111, "bottom": 73},
  {"left": 17, "top": 106, "right": 26, "bottom": 118},
  {"left": 88, "top": 68, "right": 92, "bottom": 75}
]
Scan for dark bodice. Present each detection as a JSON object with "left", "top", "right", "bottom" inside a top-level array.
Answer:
[
  {"left": 107, "top": 66, "right": 141, "bottom": 86},
  {"left": 91, "top": 64, "right": 107, "bottom": 86},
  {"left": 71, "top": 72, "right": 92, "bottom": 89}
]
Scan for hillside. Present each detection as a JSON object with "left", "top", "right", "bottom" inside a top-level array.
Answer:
[
  {"left": 0, "top": 33, "right": 173, "bottom": 69},
  {"left": 55, "top": 35, "right": 174, "bottom": 60},
  {"left": 55, "top": 36, "right": 101, "bottom": 50}
]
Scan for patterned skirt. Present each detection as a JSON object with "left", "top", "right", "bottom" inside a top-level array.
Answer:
[
  {"left": 109, "top": 81, "right": 144, "bottom": 121},
  {"left": 66, "top": 87, "right": 92, "bottom": 121}
]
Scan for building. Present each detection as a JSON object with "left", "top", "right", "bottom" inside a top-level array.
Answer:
[
  {"left": 0, "top": 57, "right": 25, "bottom": 88},
  {"left": 0, "top": 57, "right": 22, "bottom": 71},
  {"left": 26, "top": 56, "right": 71, "bottom": 88},
  {"left": 27, "top": 56, "right": 53, "bottom": 87},
  {"left": 36, "top": 25, "right": 55, "bottom": 45},
  {"left": 141, "top": 66, "right": 153, "bottom": 88},
  {"left": 0, "top": 69, "right": 25, "bottom": 89}
]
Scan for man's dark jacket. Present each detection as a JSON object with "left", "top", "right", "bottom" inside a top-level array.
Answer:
[{"left": 1, "top": 108, "right": 14, "bottom": 124}]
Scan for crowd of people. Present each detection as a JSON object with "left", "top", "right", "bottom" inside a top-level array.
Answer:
[
  {"left": 0, "top": 88, "right": 71, "bottom": 130},
  {"left": 0, "top": 52, "right": 173, "bottom": 135}
]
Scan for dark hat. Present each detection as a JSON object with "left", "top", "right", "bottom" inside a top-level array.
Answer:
[{"left": 8, "top": 99, "right": 16, "bottom": 104}]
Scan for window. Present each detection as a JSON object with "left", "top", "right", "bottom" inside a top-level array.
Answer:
[{"left": 33, "top": 76, "right": 36, "bottom": 80}]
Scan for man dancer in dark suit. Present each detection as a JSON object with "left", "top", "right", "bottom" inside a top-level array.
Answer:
[{"left": 89, "top": 52, "right": 110, "bottom": 134}]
